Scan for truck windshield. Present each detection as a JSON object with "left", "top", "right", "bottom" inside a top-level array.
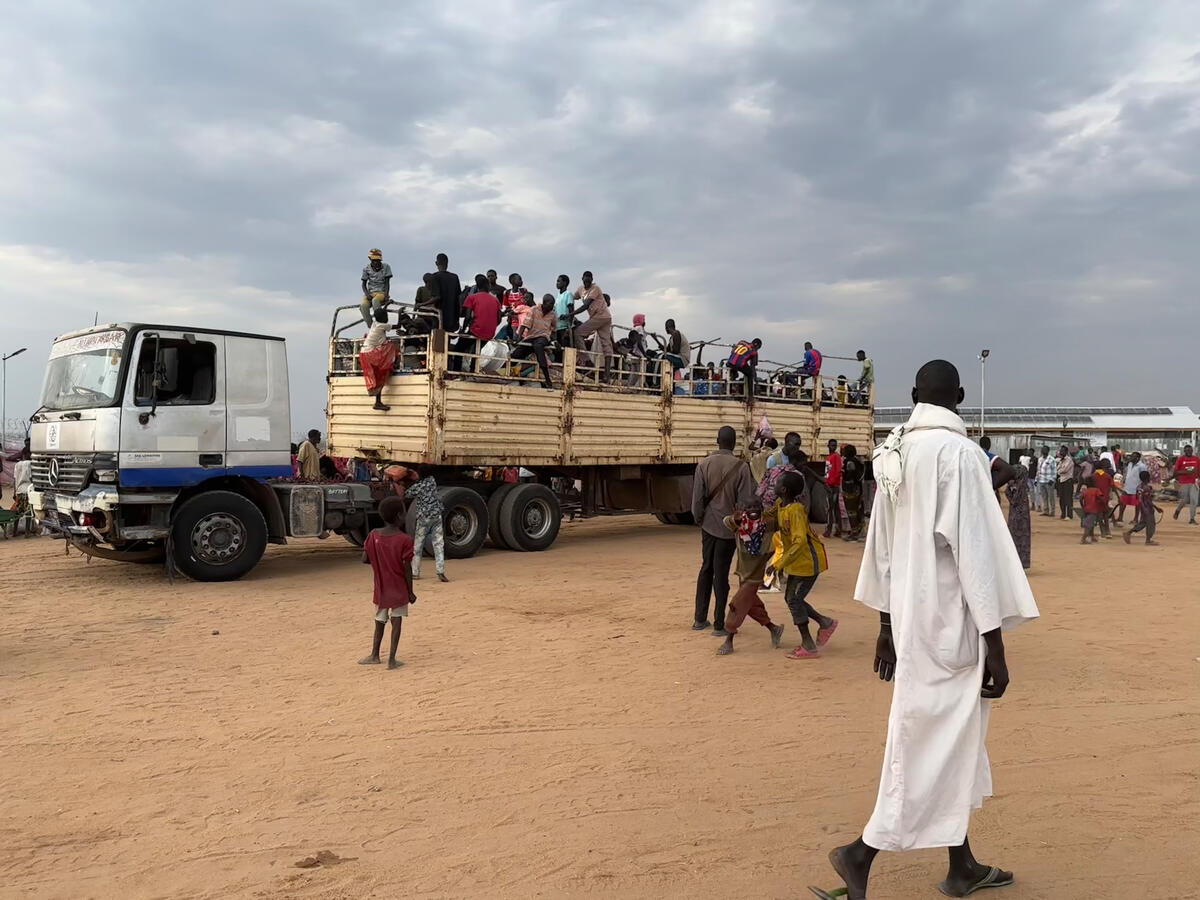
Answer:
[{"left": 40, "top": 329, "right": 128, "bottom": 411}]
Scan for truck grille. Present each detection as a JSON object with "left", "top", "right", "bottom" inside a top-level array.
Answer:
[{"left": 31, "top": 454, "right": 93, "bottom": 494}]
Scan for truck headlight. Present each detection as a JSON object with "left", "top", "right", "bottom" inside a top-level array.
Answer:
[{"left": 92, "top": 453, "right": 118, "bottom": 483}]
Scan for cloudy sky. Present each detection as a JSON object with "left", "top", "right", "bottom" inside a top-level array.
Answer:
[{"left": 2, "top": 0, "right": 1198, "bottom": 436}]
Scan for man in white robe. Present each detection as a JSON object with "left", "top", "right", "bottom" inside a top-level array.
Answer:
[{"left": 814, "top": 360, "right": 1039, "bottom": 900}]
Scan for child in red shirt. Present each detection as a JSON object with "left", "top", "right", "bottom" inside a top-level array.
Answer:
[
  {"left": 360, "top": 496, "right": 416, "bottom": 669},
  {"left": 1079, "top": 477, "right": 1105, "bottom": 544}
]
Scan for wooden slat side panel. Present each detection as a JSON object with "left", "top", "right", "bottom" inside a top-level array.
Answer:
[
  {"left": 572, "top": 394, "right": 664, "bottom": 461},
  {"left": 326, "top": 374, "right": 874, "bottom": 465},
  {"left": 440, "top": 381, "right": 565, "bottom": 462},
  {"left": 328, "top": 375, "right": 431, "bottom": 459},
  {"left": 669, "top": 399, "right": 748, "bottom": 462},
  {"left": 751, "top": 400, "right": 819, "bottom": 454},
  {"left": 819, "top": 407, "right": 876, "bottom": 451}
]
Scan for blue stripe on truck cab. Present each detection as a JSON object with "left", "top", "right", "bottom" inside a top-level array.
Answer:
[{"left": 118, "top": 465, "right": 294, "bottom": 488}]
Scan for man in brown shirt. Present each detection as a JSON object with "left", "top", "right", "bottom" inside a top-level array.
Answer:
[
  {"left": 690, "top": 426, "right": 755, "bottom": 635},
  {"left": 569, "top": 271, "right": 614, "bottom": 376}
]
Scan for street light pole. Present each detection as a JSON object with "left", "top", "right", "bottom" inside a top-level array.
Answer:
[
  {"left": 978, "top": 349, "right": 990, "bottom": 438},
  {"left": 2, "top": 347, "right": 27, "bottom": 455}
]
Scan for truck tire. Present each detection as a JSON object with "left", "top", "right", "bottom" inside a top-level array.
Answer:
[
  {"left": 487, "top": 483, "right": 520, "bottom": 549},
  {"left": 171, "top": 490, "right": 268, "bottom": 582},
  {"left": 437, "top": 487, "right": 489, "bottom": 559},
  {"left": 498, "top": 484, "right": 561, "bottom": 552},
  {"left": 657, "top": 511, "right": 695, "bottom": 526},
  {"left": 342, "top": 529, "right": 366, "bottom": 547}
]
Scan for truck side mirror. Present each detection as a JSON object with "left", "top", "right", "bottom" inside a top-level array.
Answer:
[{"left": 135, "top": 332, "right": 163, "bottom": 425}]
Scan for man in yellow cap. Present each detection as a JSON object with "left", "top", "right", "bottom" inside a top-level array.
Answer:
[{"left": 360, "top": 248, "right": 393, "bottom": 328}]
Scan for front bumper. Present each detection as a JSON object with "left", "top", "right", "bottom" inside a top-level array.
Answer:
[{"left": 28, "top": 486, "right": 177, "bottom": 540}]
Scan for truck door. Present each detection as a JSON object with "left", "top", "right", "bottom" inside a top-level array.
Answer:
[
  {"left": 119, "top": 330, "right": 228, "bottom": 487},
  {"left": 224, "top": 335, "right": 293, "bottom": 478}
]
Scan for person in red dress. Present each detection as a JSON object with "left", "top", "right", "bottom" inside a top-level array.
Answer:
[{"left": 360, "top": 496, "right": 416, "bottom": 669}]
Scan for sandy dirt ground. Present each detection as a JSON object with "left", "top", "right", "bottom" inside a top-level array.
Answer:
[{"left": 1, "top": 509, "right": 1198, "bottom": 900}]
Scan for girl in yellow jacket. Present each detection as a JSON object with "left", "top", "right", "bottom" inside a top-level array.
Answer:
[{"left": 774, "top": 471, "right": 838, "bottom": 659}]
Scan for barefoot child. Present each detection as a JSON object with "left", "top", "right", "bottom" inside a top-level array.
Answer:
[
  {"left": 717, "top": 497, "right": 785, "bottom": 655},
  {"left": 774, "top": 471, "right": 837, "bottom": 659},
  {"left": 1123, "top": 470, "right": 1160, "bottom": 546},
  {"left": 360, "top": 496, "right": 416, "bottom": 669}
]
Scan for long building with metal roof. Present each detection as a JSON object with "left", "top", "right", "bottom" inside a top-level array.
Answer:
[{"left": 874, "top": 406, "right": 1200, "bottom": 459}]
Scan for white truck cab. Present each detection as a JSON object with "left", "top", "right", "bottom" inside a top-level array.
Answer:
[{"left": 29, "top": 323, "right": 373, "bottom": 580}]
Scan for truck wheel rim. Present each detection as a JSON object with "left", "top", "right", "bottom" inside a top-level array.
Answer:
[
  {"left": 191, "top": 513, "right": 246, "bottom": 564},
  {"left": 447, "top": 509, "right": 475, "bottom": 542},
  {"left": 521, "top": 499, "right": 552, "bottom": 540}
]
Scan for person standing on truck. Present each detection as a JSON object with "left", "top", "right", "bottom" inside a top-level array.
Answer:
[
  {"left": 510, "top": 294, "right": 557, "bottom": 389},
  {"left": 359, "top": 248, "right": 393, "bottom": 329},
  {"left": 458, "top": 275, "right": 503, "bottom": 371},
  {"left": 853, "top": 349, "right": 874, "bottom": 405},
  {"left": 431, "top": 252, "right": 462, "bottom": 335},
  {"left": 486, "top": 269, "right": 505, "bottom": 300},
  {"left": 298, "top": 430, "right": 322, "bottom": 481},
  {"left": 360, "top": 496, "right": 416, "bottom": 669},
  {"left": 554, "top": 274, "right": 573, "bottom": 349},
  {"left": 691, "top": 425, "right": 754, "bottom": 636},
  {"left": 569, "top": 271, "right": 614, "bottom": 376}
]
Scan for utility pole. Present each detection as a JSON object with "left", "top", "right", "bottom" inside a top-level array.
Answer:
[
  {"left": 2, "top": 347, "right": 28, "bottom": 454},
  {"left": 978, "top": 349, "right": 990, "bottom": 437}
]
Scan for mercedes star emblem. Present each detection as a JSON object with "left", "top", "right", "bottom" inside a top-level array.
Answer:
[{"left": 47, "top": 457, "right": 60, "bottom": 487}]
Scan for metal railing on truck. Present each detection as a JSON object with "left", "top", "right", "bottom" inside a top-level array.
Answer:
[{"left": 328, "top": 302, "right": 874, "bottom": 411}]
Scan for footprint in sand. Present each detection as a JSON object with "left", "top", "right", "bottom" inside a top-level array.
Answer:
[{"left": 294, "top": 850, "right": 355, "bottom": 869}]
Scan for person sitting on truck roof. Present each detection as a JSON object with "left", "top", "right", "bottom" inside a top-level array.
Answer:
[
  {"left": 509, "top": 294, "right": 557, "bottom": 389},
  {"left": 299, "top": 430, "right": 322, "bottom": 481},
  {"left": 727, "top": 338, "right": 762, "bottom": 398},
  {"left": 360, "top": 308, "right": 396, "bottom": 411},
  {"left": 360, "top": 248, "right": 393, "bottom": 329},
  {"left": 499, "top": 274, "right": 535, "bottom": 342},
  {"left": 653, "top": 320, "right": 691, "bottom": 373},
  {"left": 797, "top": 341, "right": 822, "bottom": 392},
  {"left": 412, "top": 273, "right": 441, "bottom": 330},
  {"left": 457, "top": 274, "right": 503, "bottom": 372}
]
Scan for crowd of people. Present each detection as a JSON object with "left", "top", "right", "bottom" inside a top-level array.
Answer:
[
  {"left": 353, "top": 249, "right": 875, "bottom": 405},
  {"left": 689, "top": 424, "right": 874, "bottom": 658},
  {"left": 1011, "top": 441, "right": 1197, "bottom": 548}
]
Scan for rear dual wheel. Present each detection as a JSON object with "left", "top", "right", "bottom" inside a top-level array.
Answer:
[
  {"left": 655, "top": 511, "right": 695, "bottom": 526},
  {"left": 492, "top": 483, "right": 561, "bottom": 551},
  {"left": 406, "top": 486, "right": 489, "bottom": 559}
]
